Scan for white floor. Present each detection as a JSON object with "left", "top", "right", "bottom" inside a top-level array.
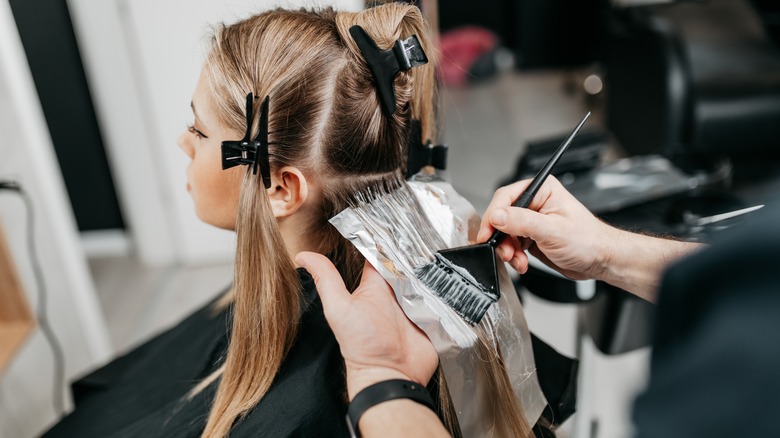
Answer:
[{"left": 88, "top": 69, "right": 651, "bottom": 438}]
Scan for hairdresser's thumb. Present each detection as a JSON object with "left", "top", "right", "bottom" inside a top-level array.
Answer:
[
  {"left": 358, "top": 261, "right": 389, "bottom": 290},
  {"left": 295, "top": 251, "right": 350, "bottom": 317}
]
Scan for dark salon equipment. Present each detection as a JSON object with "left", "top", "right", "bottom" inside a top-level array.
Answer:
[
  {"left": 504, "top": 130, "right": 609, "bottom": 182},
  {"left": 581, "top": 283, "right": 655, "bottom": 355},
  {"left": 606, "top": 0, "right": 780, "bottom": 162},
  {"left": 438, "top": 0, "right": 607, "bottom": 71}
]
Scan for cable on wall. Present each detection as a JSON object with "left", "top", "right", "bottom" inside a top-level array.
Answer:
[{"left": 0, "top": 179, "right": 66, "bottom": 416}]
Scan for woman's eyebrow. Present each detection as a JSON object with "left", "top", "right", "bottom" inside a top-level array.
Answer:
[
  {"left": 191, "top": 102, "right": 209, "bottom": 126},
  {"left": 190, "top": 101, "right": 210, "bottom": 138},
  {"left": 190, "top": 101, "right": 201, "bottom": 120}
]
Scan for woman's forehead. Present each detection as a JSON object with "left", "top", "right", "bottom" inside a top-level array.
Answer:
[{"left": 192, "top": 69, "right": 226, "bottom": 132}]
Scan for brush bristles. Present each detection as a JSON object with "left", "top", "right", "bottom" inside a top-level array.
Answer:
[
  {"left": 346, "top": 178, "right": 497, "bottom": 326},
  {"left": 416, "top": 254, "right": 497, "bottom": 325}
]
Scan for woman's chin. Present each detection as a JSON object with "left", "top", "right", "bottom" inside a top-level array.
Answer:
[{"left": 196, "top": 211, "right": 235, "bottom": 231}]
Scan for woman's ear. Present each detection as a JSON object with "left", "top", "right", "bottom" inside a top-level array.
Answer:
[{"left": 266, "top": 166, "right": 309, "bottom": 219}]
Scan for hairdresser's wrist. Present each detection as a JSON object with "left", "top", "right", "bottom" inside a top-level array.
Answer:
[
  {"left": 346, "top": 367, "right": 419, "bottom": 401},
  {"left": 359, "top": 398, "right": 448, "bottom": 438}
]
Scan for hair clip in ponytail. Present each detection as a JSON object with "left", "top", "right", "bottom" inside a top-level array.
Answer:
[
  {"left": 221, "top": 93, "right": 272, "bottom": 189},
  {"left": 349, "top": 25, "right": 428, "bottom": 116},
  {"left": 405, "top": 119, "right": 448, "bottom": 179}
]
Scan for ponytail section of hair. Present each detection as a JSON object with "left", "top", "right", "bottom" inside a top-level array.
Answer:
[{"left": 201, "top": 172, "right": 302, "bottom": 437}]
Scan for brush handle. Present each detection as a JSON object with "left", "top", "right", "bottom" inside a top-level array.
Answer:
[{"left": 486, "top": 111, "right": 590, "bottom": 248}]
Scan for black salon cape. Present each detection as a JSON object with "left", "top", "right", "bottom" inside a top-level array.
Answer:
[
  {"left": 43, "top": 269, "right": 349, "bottom": 437},
  {"left": 633, "top": 203, "right": 780, "bottom": 437}
]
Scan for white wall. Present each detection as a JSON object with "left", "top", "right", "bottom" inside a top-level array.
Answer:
[
  {"left": 69, "top": 0, "right": 362, "bottom": 266},
  {"left": 0, "top": 1, "right": 112, "bottom": 436}
]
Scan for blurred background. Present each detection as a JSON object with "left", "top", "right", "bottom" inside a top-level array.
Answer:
[{"left": 1, "top": 0, "right": 779, "bottom": 436}]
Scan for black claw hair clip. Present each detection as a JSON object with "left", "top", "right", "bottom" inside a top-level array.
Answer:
[
  {"left": 349, "top": 25, "right": 428, "bottom": 116},
  {"left": 405, "top": 119, "right": 448, "bottom": 179},
  {"left": 221, "top": 93, "right": 272, "bottom": 189}
]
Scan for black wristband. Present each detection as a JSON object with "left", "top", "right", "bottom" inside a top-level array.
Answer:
[{"left": 346, "top": 379, "right": 435, "bottom": 438}]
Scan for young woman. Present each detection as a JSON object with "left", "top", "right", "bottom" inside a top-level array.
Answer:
[{"left": 44, "top": 3, "right": 440, "bottom": 437}]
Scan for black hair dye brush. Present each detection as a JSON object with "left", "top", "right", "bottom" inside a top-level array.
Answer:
[{"left": 416, "top": 112, "right": 590, "bottom": 324}]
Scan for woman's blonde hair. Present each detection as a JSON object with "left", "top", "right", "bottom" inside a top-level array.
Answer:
[{"left": 194, "top": 3, "right": 533, "bottom": 437}]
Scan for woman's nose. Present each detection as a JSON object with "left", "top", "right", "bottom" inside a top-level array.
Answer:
[{"left": 178, "top": 132, "right": 194, "bottom": 158}]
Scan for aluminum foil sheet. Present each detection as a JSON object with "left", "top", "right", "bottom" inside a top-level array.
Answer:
[{"left": 330, "top": 172, "right": 546, "bottom": 436}]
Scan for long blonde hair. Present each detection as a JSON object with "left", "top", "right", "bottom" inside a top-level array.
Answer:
[{"left": 195, "top": 4, "right": 442, "bottom": 437}]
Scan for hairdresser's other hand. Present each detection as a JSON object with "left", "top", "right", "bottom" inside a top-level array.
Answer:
[
  {"left": 478, "top": 176, "right": 702, "bottom": 301},
  {"left": 296, "top": 252, "right": 439, "bottom": 400}
]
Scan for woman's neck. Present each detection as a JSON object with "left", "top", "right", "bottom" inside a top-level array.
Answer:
[{"left": 277, "top": 211, "right": 320, "bottom": 267}]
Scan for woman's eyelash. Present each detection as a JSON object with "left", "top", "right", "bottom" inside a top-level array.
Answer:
[{"left": 187, "top": 123, "right": 208, "bottom": 139}]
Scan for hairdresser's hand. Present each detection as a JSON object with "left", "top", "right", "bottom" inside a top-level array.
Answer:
[
  {"left": 479, "top": 176, "right": 611, "bottom": 280},
  {"left": 296, "top": 252, "right": 439, "bottom": 400},
  {"left": 478, "top": 177, "right": 702, "bottom": 301}
]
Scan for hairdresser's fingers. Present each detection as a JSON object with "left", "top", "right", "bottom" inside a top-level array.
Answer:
[
  {"left": 500, "top": 235, "right": 528, "bottom": 273},
  {"left": 495, "top": 239, "right": 513, "bottom": 262},
  {"left": 511, "top": 235, "right": 525, "bottom": 258},
  {"left": 495, "top": 235, "right": 522, "bottom": 262},
  {"left": 509, "top": 250, "right": 529, "bottom": 274},
  {"left": 295, "top": 251, "right": 350, "bottom": 317}
]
